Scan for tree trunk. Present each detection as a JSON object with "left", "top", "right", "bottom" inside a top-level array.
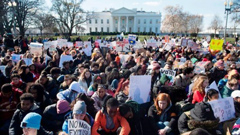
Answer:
[{"left": 19, "top": 26, "right": 25, "bottom": 37}]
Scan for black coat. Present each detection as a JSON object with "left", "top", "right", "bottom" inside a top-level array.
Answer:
[
  {"left": 209, "top": 67, "right": 227, "bottom": 84},
  {"left": 42, "top": 104, "right": 70, "bottom": 133},
  {"left": 9, "top": 104, "right": 42, "bottom": 135}
]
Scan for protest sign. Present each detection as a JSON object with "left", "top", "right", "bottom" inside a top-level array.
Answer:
[
  {"left": 67, "top": 42, "right": 73, "bottom": 48},
  {"left": 68, "top": 119, "right": 91, "bottom": 135},
  {"left": 193, "top": 61, "right": 210, "bottom": 74},
  {"left": 132, "top": 41, "right": 143, "bottom": 49},
  {"left": 0, "top": 66, "right": 6, "bottom": 76},
  {"left": 11, "top": 54, "right": 21, "bottom": 63},
  {"left": 208, "top": 97, "right": 235, "bottom": 122},
  {"left": 128, "top": 34, "right": 136, "bottom": 45},
  {"left": 114, "top": 39, "right": 130, "bottom": 52},
  {"left": 57, "top": 39, "right": 68, "bottom": 48},
  {"left": 165, "top": 36, "right": 169, "bottom": 43},
  {"left": 59, "top": 55, "right": 73, "bottom": 68},
  {"left": 82, "top": 41, "right": 92, "bottom": 57},
  {"left": 29, "top": 43, "right": 43, "bottom": 56},
  {"left": 207, "top": 36, "right": 211, "bottom": 42},
  {"left": 164, "top": 44, "right": 172, "bottom": 51},
  {"left": 210, "top": 39, "right": 224, "bottom": 51},
  {"left": 129, "top": 75, "right": 151, "bottom": 104},
  {"left": 160, "top": 68, "right": 176, "bottom": 85},
  {"left": 180, "top": 58, "right": 186, "bottom": 63},
  {"left": 173, "top": 61, "right": 184, "bottom": 69},
  {"left": 75, "top": 41, "right": 83, "bottom": 47},
  {"left": 119, "top": 54, "right": 135, "bottom": 64},
  {"left": 44, "top": 41, "right": 57, "bottom": 54},
  {"left": 181, "top": 39, "right": 188, "bottom": 46},
  {"left": 205, "top": 81, "right": 222, "bottom": 98},
  {"left": 146, "top": 39, "right": 157, "bottom": 48},
  {"left": 23, "top": 58, "right": 32, "bottom": 66}
]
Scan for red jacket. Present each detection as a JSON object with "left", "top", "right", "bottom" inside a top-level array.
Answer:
[
  {"left": 92, "top": 110, "right": 130, "bottom": 135},
  {"left": 0, "top": 88, "right": 22, "bottom": 121},
  {"left": 192, "top": 90, "right": 205, "bottom": 104}
]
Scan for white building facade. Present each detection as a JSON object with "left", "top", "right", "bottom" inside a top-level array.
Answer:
[{"left": 86, "top": 7, "right": 161, "bottom": 33}]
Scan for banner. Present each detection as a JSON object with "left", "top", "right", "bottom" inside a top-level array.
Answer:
[
  {"left": 160, "top": 68, "right": 176, "bottom": 85},
  {"left": 129, "top": 75, "right": 151, "bottom": 104},
  {"left": 146, "top": 39, "right": 157, "bottom": 48},
  {"left": 59, "top": 55, "right": 73, "bottom": 68},
  {"left": 0, "top": 66, "right": 6, "bottom": 76},
  {"left": 128, "top": 34, "right": 136, "bottom": 45},
  {"left": 29, "top": 43, "right": 43, "bottom": 56},
  {"left": 208, "top": 97, "right": 235, "bottom": 122},
  {"left": 68, "top": 119, "right": 91, "bottom": 135},
  {"left": 11, "top": 54, "right": 21, "bottom": 63},
  {"left": 210, "top": 39, "right": 224, "bottom": 51},
  {"left": 23, "top": 58, "right": 32, "bottom": 66}
]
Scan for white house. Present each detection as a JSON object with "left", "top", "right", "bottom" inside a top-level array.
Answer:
[{"left": 86, "top": 7, "right": 161, "bottom": 33}]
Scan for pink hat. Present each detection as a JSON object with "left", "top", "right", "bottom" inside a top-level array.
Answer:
[{"left": 56, "top": 100, "right": 71, "bottom": 114}]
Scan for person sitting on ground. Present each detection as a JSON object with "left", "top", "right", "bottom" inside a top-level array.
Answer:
[
  {"left": 231, "top": 90, "right": 240, "bottom": 117},
  {"left": 192, "top": 75, "right": 209, "bottom": 104},
  {"left": 0, "top": 84, "right": 22, "bottom": 134},
  {"left": 148, "top": 93, "right": 177, "bottom": 135},
  {"left": 62, "top": 100, "right": 94, "bottom": 134},
  {"left": 221, "top": 78, "right": 239, "bottom": 98},
  {"left": 57, "top": 81, "right": 86, "bottom": 103},
  {"left": 42, "top": 100, "right": 71, "bottom": 133},
  {"left": 9, "top": 93, "right": 42, "bottom": 135},
  {"left": 61, "top": 61, "right": 71, "bottom": 75},
  {"left": 173, "top": 67, "right": 194, "bottom": 88},
  {"left": 91, "top": 84, "right": 111, "bottom": 111},
  {"left": 92, "top": 97, "right": 130, "bottom": 135},
  {"left": 10, "top": 74, "right": 27, "bottom": 92}
]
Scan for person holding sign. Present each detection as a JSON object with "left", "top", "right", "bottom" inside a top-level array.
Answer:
[
  {"left": 148, "top": 93, "right": 177, "bottom": 135},
  {"left": 92, "top": 97, "right": 130, "bottom": 135},
  {"left": 62, "top": 101, "right": 94, "bottom": 134}
]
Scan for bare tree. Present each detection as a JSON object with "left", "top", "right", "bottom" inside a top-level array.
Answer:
[
  {"left": 209, "top": 15, "right": 223, "bottom": 36},
  {"left": 51, "top": 0, "right": 95, "bottom": 37},
  {"left": 0, "top": 0, "right": 14, "bottom": 35},
  {"left": 188, "top": 15, "right": 204, "bottom": 34},
  {"left": 33, "top": 13, "right": 57, "bottom": 35},
  {"left": 161, "top": 5, "right": 184, "bottom": 33}
]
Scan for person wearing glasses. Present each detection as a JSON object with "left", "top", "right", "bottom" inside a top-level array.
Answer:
[{"left": 221, "top": 78, "right": 239, "bottom": 98}]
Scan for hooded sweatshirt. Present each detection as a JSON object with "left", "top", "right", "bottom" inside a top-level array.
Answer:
[{"left": 57, "top": 81, "right": 86, "bottom": 103}]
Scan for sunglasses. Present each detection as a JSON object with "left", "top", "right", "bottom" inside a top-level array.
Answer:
[{"left": 229, "top": 83, "right": 238, "bottom": 87}]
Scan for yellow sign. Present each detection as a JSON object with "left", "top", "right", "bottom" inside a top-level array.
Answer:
[{"left": 210, "top": 39, "right": 224, "bottom": 51}]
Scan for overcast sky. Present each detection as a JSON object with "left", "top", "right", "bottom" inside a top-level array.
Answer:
[{"left": 46, "top": 0, "right": 237, "bottom": 31}]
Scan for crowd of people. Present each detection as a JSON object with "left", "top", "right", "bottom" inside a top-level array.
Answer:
[{"left": 1, "top": 34, "right": 240, "bottom": 135}]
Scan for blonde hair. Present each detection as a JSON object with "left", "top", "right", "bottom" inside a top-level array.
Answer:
[{"left": 192, "top": 75, "right": 208, "bottom": 94}]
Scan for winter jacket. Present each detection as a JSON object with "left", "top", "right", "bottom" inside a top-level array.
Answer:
[
  {"left": 61, "top": 68, "right": 71, "bottom": 75},
  {"left": 62, "top": 111, "right": 94, "bottom": 134},
  {"left": 57, "top": 81, "right": 86, "bottom": 103},
  {"left": 20, "top": 72, "right": 34, "bottom": 83},
  {"left": 92, "top": 110, "right": 130, "bottom": 135},
  {"left": 42, "top": 104, "right": 70, "bottom": 133},
  {"left": 91, "top": 92, "right": 110, "bottom": 111},
  {"left": 78, "top": 78, "right": 93, "bottom": 92},
  {"left": 234, "top": 101, "right": 240, "bottom": 118},
  {"left": 209, "top": 67, "right": 227, "bottom": 84},
  {"left": 0, "top": 89, "right": 22, "bottom": 122},
  {"left": 36, "top": 77, "right": 58, "bottom": 100},
  {"left": 116, "top": 91, "right": 128, "bottom": 104},
  {"left": 9, "top": 103, "right": 42, "bottom": 135},
  {"left": 178, "top": 102, "right": 219, "bottom": 134},
  {"left": 173, "top": 73, "right": 191, "bottom": 88},
  {"left": 220, "top": 85, "right": 235, "bottom": 98},
  {"left": 232, "top": 118, "right": 240, "bottom": 135},
  {"left": 192, "top": 91, "right": 205, "bottom": 104},
  {"left": 35, "top": 92, "right": 53, "bottom": 112},
  {"left": 148, "top": 103, "right": 177, "bottom": 135},
  {"left": 11, "top": 81, "right": 27, "bottom": 92}
]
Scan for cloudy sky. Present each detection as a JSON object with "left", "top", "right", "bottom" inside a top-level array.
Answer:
[{"left": 46, "top": 0, "right": 237, "bottom": 31}]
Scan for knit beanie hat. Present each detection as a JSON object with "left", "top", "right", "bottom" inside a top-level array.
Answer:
[
  {"left": 21, "top": 112, "right": 42, "bottom": 130},
  {"left": 160, "top": 74, "right": 170, "bottom": 85},
  {"left": 73, "top": 101, "right": 86, "bottom": 114},
  {"left": 56, "top": 100, "right": 71, "bottom": 114}
]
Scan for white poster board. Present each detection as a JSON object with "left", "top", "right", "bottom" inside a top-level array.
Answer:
[
  {"left": 160, "top": 68, "right": 176, "bottom": 85},
  {"left": 29, "top": 43, "right": 43, "bottom": 56},
  {"left": 129, "top": 75, "right": 151, "bottom": 104},
  {"left": 23, "top": 58, "right": 32, "bottom": 66},
  {"left": 57, "top": 39, "right": 68, "bottom": 48},
  {"left": 181, "top": 39, "right": 188, "bottom": 46},
  {"left": 68, "top": 119, "right": 91, "bottom": 135},
  {"left": 146, "top": 39, "right": 157, "bottom": 48},
  {"left": 205, "top": 81, "right": 222, "bottom": 98},
  {"left": 67, "top": 42, "right": 74, "bottom": 48},
  {"left": 208, "top": 97, "right": 235, "bottom": 122},
  {"left": 11, "top": 54, "right": 21, "bottom": 63},
  {"left": 76, "top": 41, "right": 83, "bottom": 47},
  {"left": 0, "top": 66, "right": 6, "bottom": 76},
  {"left": 82, "top": 41, "right": 92, "bottom": 56},
  {"left": 59, "top": 55, "right": 73, "bottom": 68}
]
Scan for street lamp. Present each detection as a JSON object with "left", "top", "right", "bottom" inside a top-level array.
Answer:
[
  {"left": 8, "top": 1, "right": 17, "bottom": 38},
  {"left": 224, "top": 0, "right": 233, "bottom": 44}
]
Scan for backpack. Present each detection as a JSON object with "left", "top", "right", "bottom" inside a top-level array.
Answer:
[{"left": 175, "top": 101, "right": 195, "bottom": 117}]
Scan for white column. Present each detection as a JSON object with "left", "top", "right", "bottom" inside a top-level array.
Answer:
[
  {"left": 126, "top": 16, "right": 128, "bottom": 32},
  {"left": 118, "top": 16, "right": 121, "bottom": 32},
  {"left": 134, "top": 16, "right": 136, "bottom": 32}
]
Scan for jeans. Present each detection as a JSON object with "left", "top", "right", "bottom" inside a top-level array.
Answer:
[{"left": 157, "top": 121, "right": 174, "bottom": 135}]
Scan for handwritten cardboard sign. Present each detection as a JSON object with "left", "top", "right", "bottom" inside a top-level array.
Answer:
[{"left": 68, "top": 119, "right": 91, "bottom": 135}]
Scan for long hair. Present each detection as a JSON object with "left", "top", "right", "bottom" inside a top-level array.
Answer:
[
  {"left": 79, "top": 69, "right": 92, "bottom": 82},
  {"left": 26, "top": 83, "right": 45, "bottom": 102},
  {"left": 192, "top": 75, "right": 208, "bottom": 94},
  {"left": 154, "top": 93, "right": 170, "bottom": 115},
  {"left": 62, "top": 75, "right": 73, "bottom": 87},
  {"left": 12, "top": 59, "right": 26, "bottom": 72}
]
